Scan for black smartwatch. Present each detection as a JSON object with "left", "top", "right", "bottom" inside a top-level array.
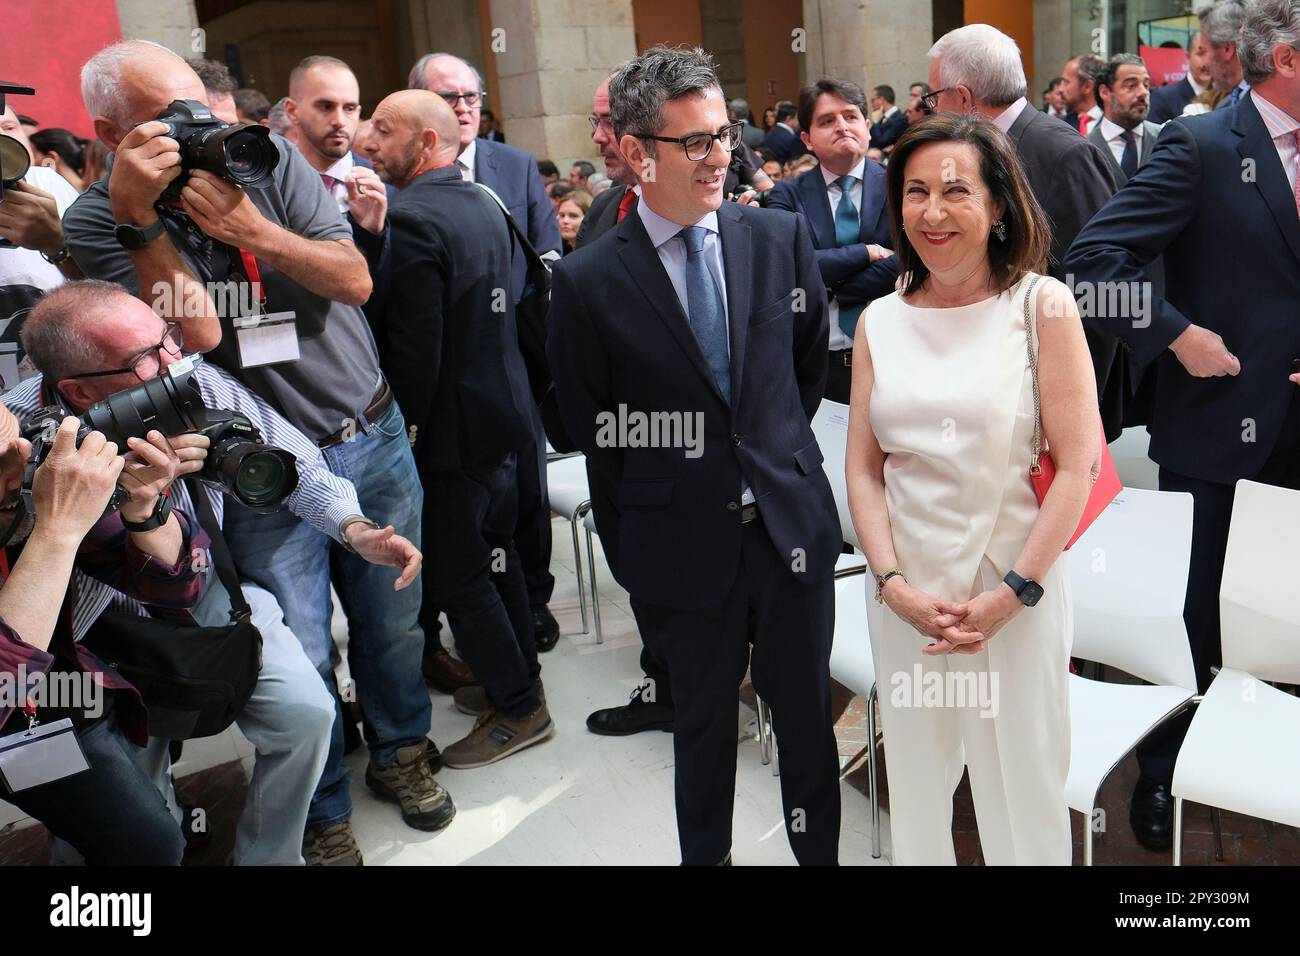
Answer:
[
  {"left": 1003, "top": 570, "right": 1044, "bottom": 607},
  {"left": 121, "top": 492, "right": 174, "bottom": 533},
  {"left": 114, "top": 218, "right": 166, "bottom": 250}
]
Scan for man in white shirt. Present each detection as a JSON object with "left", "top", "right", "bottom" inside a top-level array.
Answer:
[{"left": 1090, "top": 53, "right": 1161, "bottom": 185}]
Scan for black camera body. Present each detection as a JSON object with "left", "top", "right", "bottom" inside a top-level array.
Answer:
[
  {"left": 21, "top": 355, "right": 299, "bottom": 517},
  {"left": 155, "top": 99, "right": 280, "bottom": 203}
]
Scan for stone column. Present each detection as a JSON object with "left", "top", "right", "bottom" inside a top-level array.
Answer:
[
  {"left": 702, "top": 0, "right": 747, "bottom": 99},
  {"left": 116, "top": 0, "right": 199, "bottom": 56},
  {"left": 801, "top": 0, "right": 933, "bottom": 102},
  {"left": 1034, "top": 0, "right": 1074, "bottom": 98},
  {"left": 487, "top": 0, "right": 636, "bottom": 166}
]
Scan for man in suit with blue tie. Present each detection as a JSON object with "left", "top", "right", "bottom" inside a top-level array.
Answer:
[
  {"left": 768, "top": 78, "right": 899, "bottom": 403},
  {"left": 409, "top": 53, "right": 566, "bottom": 656},
  {"left": 548, "top": 46, "right": 843, "bottom": 865},
  {"left": 1065, "top": 0, "right": 1300, "bottom": 852}
]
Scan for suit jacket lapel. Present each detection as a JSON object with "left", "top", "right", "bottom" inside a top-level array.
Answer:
[
  {"left": 857, "top": 161, "right": 887, "bottom": 239},
  {"left": 1088, "top": 123, "right": 1126, "bottom": 184},
  {"left": 475, "top": 140, "right": 499, "bottom": 192},
  {"left": 616, "top": 211, "right": 726, "bottom": 402},
  {"left": 798, "top": 169, "right": 835, "bottom": 248},
  {"left": 717, "top": 203, "right": 751, "bottom": 409},
  {"left": 1235, "top": 96, "right": 1300, "bottom": 268},
  {"left": 1140, "top": 121, "right": 1157, "bottom": 165}
]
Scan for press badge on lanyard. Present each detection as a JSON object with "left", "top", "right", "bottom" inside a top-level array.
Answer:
[
  {"left": 0, "top": 703, "right": 89, "bottom": 794},
  {"left": 232, "top": 247, "right": 300, "bottom": 368}
]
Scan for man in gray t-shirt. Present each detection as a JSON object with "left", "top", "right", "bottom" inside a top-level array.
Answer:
[{"left": 65, "top": 40, "right": 443, "bottom": 865}]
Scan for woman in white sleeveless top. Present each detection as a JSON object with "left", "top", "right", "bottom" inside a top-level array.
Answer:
[{"left": 845, "top": 115, "right": 1100, "bottom": 865}]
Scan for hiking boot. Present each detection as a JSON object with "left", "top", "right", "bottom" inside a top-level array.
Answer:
[
  {"left": 443, "top": 699, "right": 555, "bottom": 769},
  {"left": 303, "top": 821, "right": 363, "bottom": 866},
  {"left": 454, "top": 684, "right": 489, "bottom": 716},
  {"left": 365, "top": 742, "right": 457, "bottom": 831}
]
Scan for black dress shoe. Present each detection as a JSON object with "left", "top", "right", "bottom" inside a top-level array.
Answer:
[
  {"left": 587, "top": 685, "right": 674, "bottom": 736},
  {"left": 342, "top": 699, "right": 364, "bottom": 755},
  {"left": 533, "top": 606, "right": 560, "bottom": 653},
  {"left": 1130, "top": 775, "right": 1174, "bottom": 850}
]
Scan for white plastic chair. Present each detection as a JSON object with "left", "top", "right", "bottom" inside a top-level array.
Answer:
[
  {"left": 545, "top": 454, "right": 594, "bottom": 635},
  {"left": 1108, "top": 426, "right": 1159, "bottom": 491},
  {"left": 810, "top": 400, "right": 856, "bottom": 545},
  {"left": 1171, "top": 480, "right": 1300, "bottom": 862},
  {"left": 1065, "top": 488, "right": 1197, "bottom": 864}
]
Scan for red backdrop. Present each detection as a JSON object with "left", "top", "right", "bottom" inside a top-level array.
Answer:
[
  {"left": 2, "top": 0, "right": 123, "bottom": 136},
  {"left": 1140, "top": 45, "right": 1189, "bottom": 88}
]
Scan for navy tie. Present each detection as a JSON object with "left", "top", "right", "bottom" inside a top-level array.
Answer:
[
  {"left": 1230, "top": 86, "right": 1243, "bottom": 107},
  {"left": 1119, "top": 129, "right": 1138, "bottom": 179},
  {"left": 833, "top": 175, "right": 865, "bottom": 338},
  {"left": 679, "top": 226, "right": 731, "bottom": 404}
]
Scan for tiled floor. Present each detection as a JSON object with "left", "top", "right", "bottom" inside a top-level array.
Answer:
[{"left": 2, "top": 515, "right": 1296, "bottom": 865}]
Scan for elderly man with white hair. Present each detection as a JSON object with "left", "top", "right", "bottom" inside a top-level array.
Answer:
[{"left": 925, "top": 24, "right": 1128, "bottom": 438}]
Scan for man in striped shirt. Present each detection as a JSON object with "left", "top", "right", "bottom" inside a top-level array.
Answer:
[{"left": 5, "top": 281, "right": 442, "bottom": 864}]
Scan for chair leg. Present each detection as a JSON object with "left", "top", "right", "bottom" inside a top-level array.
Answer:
[
  {"left": 569, "top": 505, "right": 588, "bottom": 633},
  {"left": 867, "top": 684, "right": 881, "bottom": 860},
  {"left": 1172, "top": 796, "right": 1183, "bottom": 866},
  {"left": 1084, "top": 811, "right": 1094, "bottom": 866},
  {"left": 1210, "top": 807, "right": 1224, "bottom": 862},
  {"left": 755, "top": 694, "right": 771, "bottom": 765},
  {"left": 584, "top": 523, "right": 603, "bottom": 644}
]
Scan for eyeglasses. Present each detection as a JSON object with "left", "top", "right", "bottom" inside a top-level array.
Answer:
[
  {"left": 919, "top": 89, "right": 949, "bottom": 112},
  {"left": 66, "top": 322, "right": 184, "bottom": 383},
  {"left": 630, "top": 122, "right": 744, "bottom": 161},
  {"left": 435, "top": 90, "right": 482, "bottom": 108},
  {"left": 587, "top": 113, "right": 613, "bottom": 133}
]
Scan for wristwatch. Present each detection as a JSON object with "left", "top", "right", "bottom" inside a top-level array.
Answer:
[
  {"left": 40, "top": 246, "right": 71, "bottom": 265},
  {"left": 1003, "top": 570, "right": 1044, "bottom": 607},
  {"left": 114, "top": 218, "right": 166, "bottom": 250},
  {"left": 121, "top": 492, "right": 174, "bottom": 533},
  {"left": 339, "top": 515, "right": 380, "bottom": 553}
]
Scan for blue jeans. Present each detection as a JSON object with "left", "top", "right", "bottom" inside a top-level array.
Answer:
[
  {"left": 2, "top": 714, "right": 184, "bottom": 865},
  {"left": 222, "top": 401, "right": 430, "bottom": 829}
]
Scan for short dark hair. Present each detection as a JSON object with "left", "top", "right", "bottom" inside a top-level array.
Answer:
[
  {"left": 549, "top": 180, "right": 575, "bottom": 200},
  {"left": 537, "top": 159, "right": 558, "bottom": 177},
  {"left": 873, "top": 84, "right": 896, "bottom": 104},
  {"left": 1049, "top": 76, "right": 1065, "bottom": 89},
  {"left": 233, "top": 88, "right": 270, "bottom": 121},
  {"left": 289, "top": 54, "right": 354, "bottom": 95},
  {"left": 28, "top": 128, "right": 89, "bottom": 173},
  {"left": 775, "top": 102, "right": 798, "bottom": 124},
  {"left": 1096, "top": 53, "right": 1147, "bottom": 101},
  {"left": 1073, "top": 54, "right": 1107, "bottom": 88},
  {"left": 571, "top": 160, "right": 595, "bottom": 178},
  {"left": 481, "top": 108, "right": 495, "bottom": 120},
  {"left": 909, "top": 81, "right": 932, "bottom": 95},
  {"left": 796, "top": 78, "right": 866, "bottom": 134},
  {"left": 886, "top": 114, "right": 1050, "bottom": 297},
  {"left": 185, "top": 57, "right": 236, "bottom": 95},
  {"left": 609, "top": 45, "right": 721, "bottom": 153}
]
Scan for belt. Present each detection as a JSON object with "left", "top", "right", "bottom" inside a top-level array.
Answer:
[
  {"left": 318, "top": 380, "right": 394, "bottom": 449},
  {"left": 831, "top": 348, "right": 852, "bottom": 367}
]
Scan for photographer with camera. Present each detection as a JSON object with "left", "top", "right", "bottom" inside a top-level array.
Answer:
[
  {"left": 63, "top": 41, "right": 438, "bottom": 863},
  {"left": 6, "top": 280, "right": 440, "bottom": 865},
  {"left": 0, "top": 400, "right": 208, "bottom": 865}
]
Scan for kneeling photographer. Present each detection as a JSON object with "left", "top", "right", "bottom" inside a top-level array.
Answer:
[
  {"left": 5, "top": 280, "right": 438, "bottom": 865},
  {"left": 0, "top": 399, "right": 207, "bottom": 865}
]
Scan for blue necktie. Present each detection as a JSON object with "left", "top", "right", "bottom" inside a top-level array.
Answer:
[
  {"left": 679, "top": 226, "right": 731, "bottom": 404},
  {"left": 1119, "top": 129, "right": 1138, "bottom": 178},
  {"left": 833, "top": 175, "right": 865, "bottom": 338},
  {"left": 1230, "top": 85, "right": 1243, "bottom": 107}
]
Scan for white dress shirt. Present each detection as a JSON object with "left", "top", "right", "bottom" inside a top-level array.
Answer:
[
  {"left": 458, "top": 137, "right": 478, "bottom": 183},
  {"left": 822, "top": 157, "right": 867, "bottom": 351},
  {"left": 1251, "top": 89, "right": 1300, "bottom": 192},
  {"left": 320, "top": 151, "right": 354, "bottom": 215},
  {"left": 1098, "top": 116, "right": 1144, "bottom": 168},
  {"left": 991, "top": 97, "right": 1030, "bottom": 135}
]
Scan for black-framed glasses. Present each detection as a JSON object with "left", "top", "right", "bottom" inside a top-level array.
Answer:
[
  {"left": 919, "top": 88, "right": 949, "bottom": 111},
  {"left": 630, "top": 122, "right": 743, "bottom": 161},
  {"left": 66, "top": 322, "right": 184, "bottom": 382},
  {"left": 436, "top": 90, "right": 482, "bottom": 108}
]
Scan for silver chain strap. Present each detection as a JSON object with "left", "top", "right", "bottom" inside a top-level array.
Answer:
[{"left": 1021, "top": 273, "right": 1044, "bottom": 473}]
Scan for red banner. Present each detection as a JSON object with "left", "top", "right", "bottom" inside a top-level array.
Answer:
[{"left": 1140, "top": 45, "right": 1189, "bottom": 88}]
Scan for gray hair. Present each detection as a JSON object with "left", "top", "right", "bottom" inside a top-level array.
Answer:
[
  {"left": 728, "top": 97, "right": 750, "bottom": 117},
  {"left": 21, "top": 281, "right": 124, "bottom": 383},
  {"left": 609, "top": 45, "right": 722, "bottom": 154},
  {"left": 82, "top": 39, "right": 185, "bottom": 130},
  {"left": 267, "top": 97, "right": 292, "bottom": 136},
  {"left": 928, "top": 24, "right": 1028, "bottom": 108},
  {"left": 1198, "top": 0, "right": 1248, "bottom": 46},
  {"left": 1238, "top": 0, "right": 1300, "bottom": 84},
  {"left": 408, "top": 52, "right": 484, "bottom": 92}
]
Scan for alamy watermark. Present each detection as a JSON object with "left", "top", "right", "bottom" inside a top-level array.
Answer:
[{"left": 595, "top": 404, "right": 704, "bottom": 459}]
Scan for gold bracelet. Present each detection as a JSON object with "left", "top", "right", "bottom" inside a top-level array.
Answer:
[{"left": 875, "top": 567, "right": 905, "bottom": 605}]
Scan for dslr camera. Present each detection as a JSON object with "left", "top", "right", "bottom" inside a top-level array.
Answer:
[
  {"left": 21, "top": 354, "right": 299, "bottom": 515},
  {"left": 154, "top": 99, "right": 280, "bottom": 203}
]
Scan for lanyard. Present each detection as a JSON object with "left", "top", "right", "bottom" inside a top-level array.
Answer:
[{"left": 235, "top": 247, "right": 270, "bottom": 316}]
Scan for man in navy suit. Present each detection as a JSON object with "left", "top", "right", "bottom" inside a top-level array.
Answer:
[
  {"left": 1148, "top": 31, "right": 1212, "bottom": 122},
  {"left": 1064, "top": 0, "right": 1300, "bottom": 851},
  {"left": 548, "top": 46, "right": 842, "bottom": 865},
  {"left": 868, "top": 84, "right": 907, "bottom": 151},
  {"left": 761, "top": 102, "right": 806, "bottom": 163},
  {"left": 409, "top": 53, "right": 565, "bottom": 656},
  {"left": 768, "top": 78, "right": 899, "bottom": 403}
]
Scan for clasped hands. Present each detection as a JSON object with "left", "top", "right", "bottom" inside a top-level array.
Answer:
[{"left": 881, "top": 577, "right": 1024, "bottom": 655}]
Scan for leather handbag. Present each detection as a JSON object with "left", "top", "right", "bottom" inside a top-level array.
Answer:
[
  {"left": 81, "top": 478, "right": 262, "bottom": 740},
  {"left": 1022, "top": 275, "right": 1122, "bottom": 550}
]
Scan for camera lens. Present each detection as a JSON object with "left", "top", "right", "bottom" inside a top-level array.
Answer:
[{"left": 234, "top": 450, "right": 288, "bottom": 504}]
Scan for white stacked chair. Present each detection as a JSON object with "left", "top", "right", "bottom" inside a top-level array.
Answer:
[
  {"left": 1108, "top": 426, "right": 1159, "bottom": 491},
  {"left": 545, "top": 454, "right": 595, "bottom": 637}
]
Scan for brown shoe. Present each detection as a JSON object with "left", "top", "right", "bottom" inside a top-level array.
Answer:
[
  {"left": 443, "top": 700, "right": 555, "bottom": 769},
  {"left": 365, "top": 742, "right": 457, "bottom": 832},
  {"left": 453, "top": 684, "right": 488, "bottom": 717},
  {"left": 422, "top": 647, "right": 477, "bottom": 694},
  {"left": 303, "top": 821, "right": 364, "bottom": 866}
]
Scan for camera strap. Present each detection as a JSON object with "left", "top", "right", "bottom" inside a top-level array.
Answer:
[
  {"left": 182, "top": 477, "right": 251, "bottom": 624},
  {"left": 231, "top": 246, "right": 269, "bottom": 316}
]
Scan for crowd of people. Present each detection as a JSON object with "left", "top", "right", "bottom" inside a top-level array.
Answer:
[{"left": 0, "top": 0, "right": 1296, "bottom": 866}]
